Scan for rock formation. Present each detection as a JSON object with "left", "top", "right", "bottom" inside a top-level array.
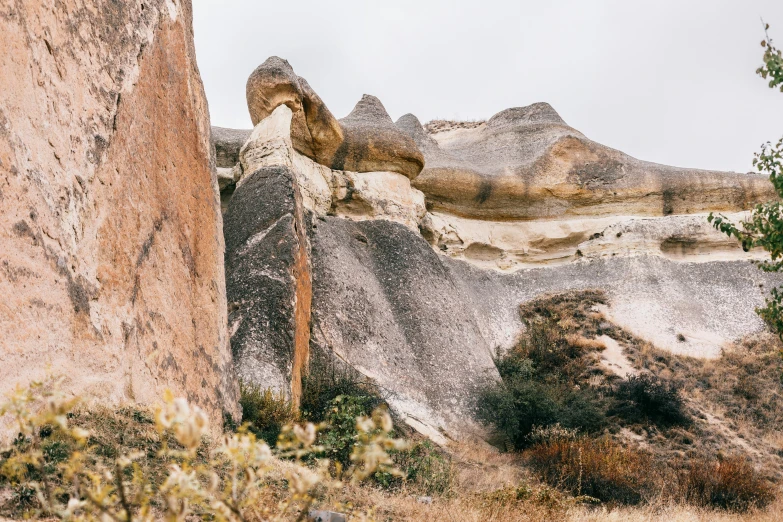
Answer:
[
  {"left": 216, "top": 58, "right": 781, "bottom": 440},
  {"left": 0, "top": 0, "right": 238, "bottom": 433},
  {"left": 246, "top": 57, "right": 424, "bottom": 178}
]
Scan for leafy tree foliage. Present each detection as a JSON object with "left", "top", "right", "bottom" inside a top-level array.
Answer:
[{"left": 709, "top": 23, "right": 783, "bottom": 338}]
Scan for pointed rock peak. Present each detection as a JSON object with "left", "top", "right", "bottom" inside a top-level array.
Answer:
[
  {"left": 395, "top": 113, "right": 425, "bottom": 135},
  {"left": 341, "top": 94, "right": 393, "bottom": 125},
  {"left": 396, "top": 113, "right": 423, "bottom": 129},
  {"left": 487, "top": 102, "right": 566, "bottom": 130},
  {"left": 395, "top": 113, "right": 438, "bottom": 148}
]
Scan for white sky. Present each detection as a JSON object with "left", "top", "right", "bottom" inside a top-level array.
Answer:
[{"left": 193, "top": 0, "right": 783, "bottom": 173}]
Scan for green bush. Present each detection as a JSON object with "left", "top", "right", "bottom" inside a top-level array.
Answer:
[
  {"left": 477, "top": 312, "right": 609, "bottom": 449},
  {"left": 611, "top": 374, "right": 690, "bottom": 428},
  {"left": 239, "top": 381, "right": 298, "bottom": 445},
  {"left": 375, "top": 439, "right": 455, "bottom": 495},
  {"left": 318, "top": 394, "right": 380, "bottom": 467}
]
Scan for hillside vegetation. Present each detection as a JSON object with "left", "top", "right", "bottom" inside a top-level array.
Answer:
[{"left": 2, "top": 291, "right": 782, "bottom": 521}]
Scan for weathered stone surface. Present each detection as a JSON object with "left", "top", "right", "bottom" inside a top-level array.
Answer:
[
  {"left": 334, "top": 95, "right": 425, "bottom": 178},
  {"left": 420, "top": 211, "right": 765, "bottom": 270},
  {"left": 399, "top": 105, "right": 774, "bottom": 220},
  {"left": 224, "top": 166, "right": 312, "bottom": 405},
  {"left": 213, "top": 126, "right": 251, "bottom": 168},
  {"left": 245, "top": 57, "right": 423, "bottom": 179},
  {"left": 221, "top": 104, "right": 426, "bottom": 229},
  {"left": 442, "top": 254, "right": 781, "bottom": 359},
  {"left": 223, "top": 101, "right": 783, "bottom": 440},
  {"left": 0, "top": 0, "right": 238, "bottom": 433},
  {"left": 309, "top": 218, "right": 498, "bottom": 441},
  {"left": 307, "top": 510, "right": 346, "bottom": 522}
]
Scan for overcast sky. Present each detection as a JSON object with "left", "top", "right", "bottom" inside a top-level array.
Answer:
[{"left": 193, "top": 0, "right": 783, "bottom": 173}]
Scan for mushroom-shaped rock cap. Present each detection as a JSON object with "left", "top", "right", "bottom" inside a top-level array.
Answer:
[
  {"left": 333, "top": 95, "right": 424, "bottom": 178},
  {"left": 245, "top": 57, "right": 423, "bottom": 179},
  {"left": 246, "top": 57, "right": 303, "bottom": 125},
  {"left": 246, "top": 56, "right": 342, "bottom": 160}
]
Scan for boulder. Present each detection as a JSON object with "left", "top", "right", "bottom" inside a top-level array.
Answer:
[
  {"left": 213, "top": 126, "right": 251, "bottom": 168},
  {"left": 0, "top": 0, "right": 238, "bottom": 433}
]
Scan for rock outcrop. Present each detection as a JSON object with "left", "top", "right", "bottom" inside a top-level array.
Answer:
[
  {"left": 394, "top": 109, "right": 774, "bottom": 270},
  {"left": 246, "top": 57, "right": 423, "bottom": 178},
  {"left": 401, "top": 105, "right": 772, "bottom": 220},
  {"left": 215, "top": 58, "right": 781, "bottom": 440},
  {"left": 0, "top": 0, "right": 238, "bottom": 432}
]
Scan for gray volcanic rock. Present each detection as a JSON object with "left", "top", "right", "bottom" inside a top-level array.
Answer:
[
  {"left": 309, "top": 217, "right": 498, "bottom": 438},
  {"left": 245, "top": 57, "right": 423, "bottom": 179},
  {"left": 400, "top": 103, "right": 774, "bottom": 220},
  {"left": 223, "top": 87, "right": 782, "bottom": 442},
  {"left": 332, "top": 95, "right": 425, "bottom": 177},
  {"left": 443, "top": 254, "right": 781, "bottom": 359},
  {"left": 224, "top": 166, "right": 312, "bottom": 405},
  {"left": 213, "top": 126, "right": 251, "bottom": 168}
]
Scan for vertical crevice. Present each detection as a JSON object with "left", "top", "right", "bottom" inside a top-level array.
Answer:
[{"left": 289, "top": 174, "right": 312, "bottom": 409}]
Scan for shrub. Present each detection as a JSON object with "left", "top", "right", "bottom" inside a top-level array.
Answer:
[
  {"left": 611, "top": 374, "right": 690, "bottom": 427},
  {"left": 679, "top": 455, "right": 775, "bottom": 511},
  {"left": 318, "top": 394, "right": 380, "bottom": 467},
  {"left": 0, "top": 376, "right": 407, "bottom": 520},
  {"left": 375, "top": 439, "right": 455, "bottom": 495},
  {"left": 239, "top": 381, "right": 298, "bottom": 445},
  {"left": 526, "top": 436, "right": 662, "bottom": 505},
  {"left": 477, "top": 379, "right": 560, "bottom": 450},
  {"left": 300, "top": 352, "right": 382, "bottom": 422},
  {"left": 512, "top": 322, "right": 588, "bottom": 381}
]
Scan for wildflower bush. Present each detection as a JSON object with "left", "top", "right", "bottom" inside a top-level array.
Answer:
[{"left": 0, "top": 376, "right": 408, "bottom": 521}]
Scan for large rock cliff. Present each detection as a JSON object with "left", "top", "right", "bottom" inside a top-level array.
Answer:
[
  {"left": 0, "top": 0, "right": 238, "bottom": 431},
  {"left": 218, "top": 58, "right": 780, "bottom": 440}
]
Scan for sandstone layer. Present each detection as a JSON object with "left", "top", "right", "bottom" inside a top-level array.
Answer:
[
  {"left": 398, "top": 106, "right": 773, "bottom": 220},
  {"left": 0, "top": 0, "right": 238, "bottom": 432}
]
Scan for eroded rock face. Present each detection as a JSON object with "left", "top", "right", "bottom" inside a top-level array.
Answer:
[
  {"left": 0, "top": 0, "right": 238, "bottom": 432},
  {"left": 392, "top": 109, "right": 775, "bottom": 271},
  {"left": 232, "top": 104, "right": 425, "bottom": 230},
  {"left": 218, "top": 71, "right": 781, "bottom": 441},
  {"left": 401, "top": 105, "right": 773, "bottom": 220},
  {"left": 246, "top": 57, "right": 423, "bottom": 179},
  {"left": 224, "top": 166, "right": 312, "bottom": 406}
]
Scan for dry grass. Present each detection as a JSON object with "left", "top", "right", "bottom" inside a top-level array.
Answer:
[
  {"left": 565, "top": 334, "right": 607, "bottom": 351},
  {"left": 526, "top": 437, "right": 662, "bottom": 505}
]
